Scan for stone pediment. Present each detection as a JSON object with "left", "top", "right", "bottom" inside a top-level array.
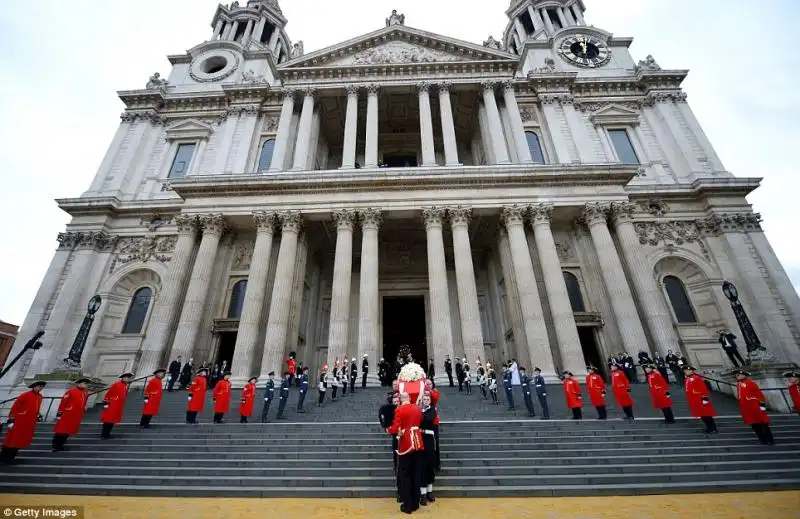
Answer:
[
  {"left": 164, "top": 119, "right": 215, "bottom": 141},
  {"left": 282, "top": 25, "right": 516, "bottom": 68},
  {"left": 585, "top": 103, "right": 640, "bottom": 126}
]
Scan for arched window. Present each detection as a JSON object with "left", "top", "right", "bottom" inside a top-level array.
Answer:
[
  {"left": 563, "top": 272, "right": 586, "bottom": 312},
  {"left": 121, "top": 287, "right": 152, "bottom": 334},
  {"left": 227, "top": 280, "right": 248, "bottom": 318},
  {"left": 257, "top": 139, "right": 275, "bottom": 172},
  {"left": 664, "top": 275, "right": 697, "bottom": 323},
  {"left": 525, "top": 131, "right": 546, "bottom": 164}
]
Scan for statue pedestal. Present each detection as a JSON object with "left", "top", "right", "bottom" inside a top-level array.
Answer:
[{"left": 718, "top": 363, "right": 796, "bottom": 414}]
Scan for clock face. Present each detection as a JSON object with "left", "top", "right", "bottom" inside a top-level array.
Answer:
[{"left": 558, "top": 35, "right": 610, "bottom": 68}]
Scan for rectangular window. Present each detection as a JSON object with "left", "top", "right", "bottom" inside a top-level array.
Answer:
[
  {"left": 607, "top": 129, "right": 639, "bottom": 164},
  {"left": 168, "top": 143, "right": 196, "bottom": 179}
]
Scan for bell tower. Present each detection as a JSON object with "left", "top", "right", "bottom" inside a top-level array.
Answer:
[
  {"left": 504, "top": 0, "right": 587, "bottom": 54},
  {"left": 210, "top": 0, "right": 294, "bottom": 63}
]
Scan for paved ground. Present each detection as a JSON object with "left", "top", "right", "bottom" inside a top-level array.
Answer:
[{"left": 0, "top": 492, "right": 797, "bottom": 518}]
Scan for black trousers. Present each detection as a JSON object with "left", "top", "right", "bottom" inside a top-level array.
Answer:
[
  {"left": 523, "top": 394, "right": 536, "bottom": 416},
  {"left": 490, "top": 389, "right": 498, "bottom": 403},
  {"left": 725, "top": 348, "right": 745, "bottom": 368},
  {"left": 465, "top": 382, "right": 471, "bottom": 395},
  {"left": 213, "top": 412, "right": 225, "bottom": 423},
  {"left": 297, "top": 388, "right": 307, "bottom": 411},
  {"left": 392, "top": 437, "right": 399, "bottom": 494},
  {"left": 662, "top": 407, "right": 675, "bottom": 423},
  {"left": 537, "top": 395, "right": 550, "bottom": 419},
  {"left": 140, "top": 414, "right": 154, "bottom": 427},
  {"left": 52, "top": 434, "right": 69, "bottom": 450},
  {"left": 480, "top": 385, "right": 487, "bottom": 399},
  {"left": 240, "top": 415, "right": 248, "bottom": 423},
  {"left": 362, "top": 372, "right": 368, "bottom": 388},
  {"left": 622, "top": 406, "right": 634, "bottom": 419},
  {"left": 433, "top": 425, "right": 441, "bottom": 470},
  {"left": 701, "top": 416, "right": 718, "bottom": 433},
  {"left": 397, "top": 452, "right": 422, "bottom": 512},
  {"left": 342, "top": 381, "right": 348, "bottom": 395},
  {"left": 421, "top": 436, "right": 436, "bottom": 487},
  {"left": 261, "top": 398, "right": 273, "bottom": 422},
  {"left": 350, "top": 378, "right": 357, "bottom": 392},
  {"left": 331, "top": 386, "right": 338, "bottom": 400},
  {"left": 596, "top": 406, "right": 607, "bottom": 420},
  {"left": 0, "top": 446, "right": 19, "bottom": 463},
  {"left": 101, "top": 423, "right": 114, "bottom": 438},
  {"left": 670, "top": 368, "right": 684, "bottom": 386},
  {"left": 751, "top": 422, "right": 774, "bottom": 444},
  {"left": 186, "top": 411, "right": 198, "bottom": 424},
  {"left": 505, "top": 389, "right": 515, "bottom": 409},
  {"left": 317, "top": 390, "right": 325, "bottom": 406},
  {"left": 571, "top": 408, "right": 582, "bottom": 420},
  {"left": 167, "top": 376, "right": 178, "bottom": 391},
  {"left": 457, "top": 375, "right": 464, "bottom": 391},
  {"left": 446, "top": 372, "right": 453, "bottom": 387}
]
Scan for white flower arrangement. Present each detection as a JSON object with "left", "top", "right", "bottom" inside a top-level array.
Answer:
[{"left": 398, "top": 362, "right": 426, "bottom": 382}]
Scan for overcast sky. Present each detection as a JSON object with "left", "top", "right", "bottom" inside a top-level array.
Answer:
[{"left": 0, "top": 0, "right": 798, "bottom": 326}]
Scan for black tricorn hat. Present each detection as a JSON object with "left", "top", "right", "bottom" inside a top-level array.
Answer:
[
  {"left": 268, "top": 371, "right": 275, "bottom": 376},
  {"left": 682, "top": 365, "right": 696, "bottom": 371},
  {"left": 28, "top": 380, "right": 47, "bottom": 389},
  {"left": 248, "top": 377, "right": 258, "bottom": 383},
  {"left": 74, "top": 378, "right": 91, "bottom": 385},
  {"left": 562, "top": 371, "right": 574, "bottom": 377},
  {"left": 642, "top": 363, "right": 656, "bottom": 370},
  {"left": 153, "top": 368, "right": 167, "bottom": 375},
  {"left": 732, "top": 368, "right": 750, "bottom": 377},
  {"left": 120, "top": 372, "right": 135, "bottom": 378},
  {"left": 196, "top": 367, "right": 209, "bottom": 375},
  {"left": 586, "top": 365, "right": 597, "bottom": 372},
  {"left": 783, "top": 371, "right": 800, "bottom": 378},
  {"left": 533, "top": 367, "right": 541, "bottom": 372},
  {"left": 223, "top": 371, "right": 232, "bottom": 376}
]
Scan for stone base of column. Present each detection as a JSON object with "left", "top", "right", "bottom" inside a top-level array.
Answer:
[
  {"left": 539, "top": 371, "right": 563, "bottom": 384},
  {"left": 229, "top": 376, "right": 254, "bottom": 389},
  {"left": 422, "top": 162, "right": 438, "bottom": 168},
  {"left": 433, "top": 374, "right": 450, "bottom": 386},
  {"left": 445, "top": 162, "right": 463, "bottom": 167}
]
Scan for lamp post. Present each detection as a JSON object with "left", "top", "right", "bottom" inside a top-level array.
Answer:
[
  {"left": 721, "top": 281, "right": 765, "bottom": 365},
  {"left": 64, "top": 295, "right": 102, "bottom": 369}
]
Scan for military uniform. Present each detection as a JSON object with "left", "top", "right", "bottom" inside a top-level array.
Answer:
[
  {"left": 317, "top": 367, "right": 328, "bottom": 406},
  {"left": 503, "top": 369, "right": 515, "bottom": 410},
  {"left": 276, "top": 374, "right": 291, "bottom": 419},
  {"left": 297, "top": 369, "right": 309, "bottom": 412},
  {"left": 260, "top": 373, "right": 276, "bottom": 423},
  {"left": 520, "top": 369, "right": 536, "bottom": 417},
  {"left": 532, "top": 368, "right": 549, "bottom": 419},
  {"left": 488, "top": 368, "right": 498, "bottom": 404}
]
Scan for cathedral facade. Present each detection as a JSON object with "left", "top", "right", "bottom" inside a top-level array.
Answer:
[{"left": 4, "top": 0, "right": 800, "bottom": 389}]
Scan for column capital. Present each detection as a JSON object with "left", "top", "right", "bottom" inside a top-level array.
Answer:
[
  {"left": 199, "top": 213, "right": 227, "bottom": 236},
  {"left": 501, "top": 205, "right": 528, "bottom": 226},
  {"left": 359, "top": 208, "right": 382, "bottom": 230},
  {"left": 366, "top": 83, "right": 380, "bottom": 95},
  {"left": 332, "top": 209, "right": 357, "bottom": 231},
  {"left": 253, "top": 211, "right": 276, "bottom": 233},
  {"left": 278, "top": 211, "right": 303, "bottom": 233},
  {"left": 281, "top": 88, "right": 296, "bottom": 101},
  {"left": 610, "top": 201, "right": 636, "bottom": 225},
  {"left": 301, "top": 87, "right": 317, "bottom": 99},
  {"left": 530, "top": 203, "right": 553, "bottom": 225},
  {"left": 448, "top": 206, "right": 472, "bottom": 227},
  {"left": 438, "top": 81, "right": 453, "bottom": 93},
  {"left": 481, "top": 80, "right": 498, "bottom": 92},
  {"left": 501, "top": 80, "right": 516, "bottom": 93},
  {"left": 583, "top": 202, "right": 610, "bottom": 226},
  {"left": 422, "top": 207, "right": 446, "bottom": 229},
  {"left": 416, "top": 81, "right": 431, "bottom": 93},
  {"left": 175, "top": 214, "right": 198, "bottom": 235},
  {"left": 346, "top": 84, "right": 360, "bottom": 96}
]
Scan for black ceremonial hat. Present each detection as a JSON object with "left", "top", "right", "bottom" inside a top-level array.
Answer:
[{"left": 28, "top": 380, "right": 47, "bottom": 389}]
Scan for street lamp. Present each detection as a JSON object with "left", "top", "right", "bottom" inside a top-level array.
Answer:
[
  {"left": 64, "top": 295, "right": 102, "bottom": 368},
  {"left": 721, "top": 281, "right": 765, "bottom": 364}
]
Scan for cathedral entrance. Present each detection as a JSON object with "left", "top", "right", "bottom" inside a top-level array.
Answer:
[
  {"left": 382, "top": 296, "right": 427, "bottom": 364},
  {"left": 383, "top": 154, "right": 418, "bottom": 168},
  {"left": 215, "top": 332, "right": 237, "bottom": 368},
  {"left": 578, "top": 327, "right": 605, "bottom": 378}
]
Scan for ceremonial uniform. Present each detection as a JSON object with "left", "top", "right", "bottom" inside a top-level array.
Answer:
[
  {"left": 101, "top": 375, "right": 132, "bottom": 438},
  {"left": 140, "top": 370, "right": 166, "bottom": 427},
  {"left": 684, "top": 368, "right": 718, "bottom": 434},
  {"left": 240, "top": 378, "right": 257, "bottom": 423},
  {"left": 503, "top": 369, "right": 514, "bottom": 410},
  {"left": 430, "top": 388, "right": 441, "bottom": 470},
  {"left": 444, "top": 358, "right": 454, "bottom": 387},
  {"left": 533, "top": 369, "right": 549, "bottom": 419},
  {"left": 563, "top": 374, "right": 583, "bottom": 420},
  {"left": 379, "top": 396, "right": 399, "bottom": 499},
  {"left": 341, "top": 363, "right": 349, "bottom": 396},
  {"left": 317, "top": 368, "right": 328, "bottom": 406},
  {"left": 488, "top": 368, "right": 498, "bottom": 404},
  {"left": 477, "top": 365, "right": 487, "bottom": 400},
  {"left": 52, "top": 380, "right": 89, "bottom": 451},
  {"left": 350, "top": 359, "right": 358, "bottom": 392},
  {"left": 455, "top": 360, "right": 464, "bottom": 391},
  {"left": 785, "top": 371, "right": 800, "bottom": 414},
  {"left": 297, "top": 370, "right": 309, "bottom": 412},
  {"left": 331, "top": 365, "right": 340, "bottom": 400},
  {"left": 611, "top": 368, "right": 635, "bottom": 419},
  {"left": 646, "top": 368, "right": 675, "bottom": 423},
  {"left": 276, "top": 374, "right": 290, "bottom": 419},
  {"left": 386, "top": 401, "right": 424, "bottom": 514},
  {"left": 463, "top": 364, "right": 472, "bottom": 395},
  {"left": 520, "top": 370, "right": 536, "bottom": 417},
  {"left": 736, "top": 372, "right": 773, "bottom": 444},
  {"left": 419, "top": 401, "right": 438, "bottom": 505},
  {"left": 186, "top": 369, "right": 208, "bottom": 424},
  {"left": 261, "top": 373, "right": 276, "bottom": 422},
  {"left": 586, "top": 369, "right": 607, "bottom": 419},
  {"left": 362, "top": 355, "right": 369, "bottom": 388},
  {"left": 286, "top": 355, "right": 297, "bottom": 386},
  {"left": 1, "top": 382, "right": 45, "bottom": 463}
]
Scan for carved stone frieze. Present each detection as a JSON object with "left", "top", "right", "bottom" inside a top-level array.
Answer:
[
  {"left": 174, "top": 214, "right": 197, "bottom": 234},
  {"left": 231, "top": 240, "right": 254, "bottom": 271},
  {"left": 554, "top": 240, "right": 577, "bottom": 264},
  {"left": 539, "top": 93, "right": 574, "bottom": 105},
  {"left": 610, "top": 201, "right": 636, "bottom": 224},
  {"left": 634, "top": 220, "right": 710, "bottom": 261},
  {"left": 643, "top": 91, "right": 688, "bottom": 106},
  {"left": 262, "top": 117, "right": 278, "bottom": 132},
  {"left": 57, "top": 231, "right": 118, "bottom": 252},
  {"left": 519, "top": 105, "right": 538, "bottom": 123},
  {"left": 699, "top": 213, "right": 762, "bottom": 234},
  {"left": 448, "top": 206, "right": 472, "bottom": 227},
  {"left": 422, "top": 207, "right": 446, "bottom": 228},
  {"left": 577, "top": 101, "right": 640, "bottom": 113},
  {"left": 109, "top": 235, "right": 177, "bottom": 272},
  {"left": 140, "top": 213, "right": 174, "bottom": 231},
  {"left": 638, "top": 198, "right": 670, "bottom": 217},
  {"left": 351, "top": 41, "right": 458, "bottom": 65}
]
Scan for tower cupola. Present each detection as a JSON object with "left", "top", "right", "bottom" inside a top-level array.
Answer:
[
  {"left": 210, "top": 0, "right": 296, "bottom": 63},
  {"left": 504, "top": 0, "right": 587, "bottom": 54}
]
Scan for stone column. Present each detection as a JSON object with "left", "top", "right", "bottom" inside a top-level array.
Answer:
[
  {"left": 423, "top": 208, "right": 454, "bottom": 384},
  {"left": 562, "top": 101, "right": 595, "bottom": 163},
  {"left": 169, "top": 214, "right": 226, "bottom": 361},
  {"left": 259, "top": 212, "right": 302, "bottom": 379},
  {"left": 291, "top": 88, "right": 316, "bottom": 171},
  {"left": 365, "top": 84, "right": 379, "bottom": 168},
  {"left": 357, "top": 208, "right": 382, "bottom": 386},
  {"left": 481, "top": 82, "right": 510, "bottom": 164},
  {"left": 269, "top": 90, "right": 295, "bottom": 172},
  {"left": 253, "top": 17, "right": 266, "bottom": 43},
  {"left": 529, "top": 204, "right": 585, "bottom": 376},
  {"left": 268, "top": 26, "right": 280, "bottom": 53},
  {"left": 572, "top": 4, "right": 586, "bottom": 25},
  {"left": 541, "top": 9, "right": 555, "bottom": 34},
  {"left": 325, "top": 210, "right": 356, "bottom": 370},
  {"left": 437, "top": 83, "right": 460, "bottom": 166},
  {"left": 514, "top": 18, "right": 527, "bottom": 43},
  {"left": 213, "top": 19, "right": 224, "bottom": 39},
  {"left": 226, "top": 20, "right": 238, "bottom": 40},
  {"left": 501, "top": 206, "right": 555, "bottom": 378},
  {"left": 230, "top": 212, "right": 276, "bottom": 384},
  {"left": 562, "top": 6, "right": 576, "bottom": 26},
  {"left": 556, "top": 7, "right": 569, "bottom": 28},
  {"left": 527, "top": 5, "right": 543, "bottom": 32},
  {"left": 243, "top": 19, "right": 254, "bottom": 43},
  {"left": 417, "top": 82, "right": 437, "bottom": 167},
  {"left": 501, "top": 81, "right": 532, "bottom": 163},
  {"left": 448, "top": 207, "right": 486, "bottom": 365},
  {"left": 610, "top": 202, "right": 680, "bottom": 357},
  {"left": 137, "top": 215, "right": 199, "bottom": 377},
  {"left": 583, "top": 203, "right": 649, "bottom": 355},
  {"left": 540, "top": 97, "right": 572, "bottom": 163},
  {"left": 341, "top": 85, "right": 360, "bottom": 169}
]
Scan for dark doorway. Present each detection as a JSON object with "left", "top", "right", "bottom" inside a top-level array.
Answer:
[
  {"left": 383, "top": 154, "right": 418, "bottom": 168},
  {"left": 216, "top": 332, "right": 237, "bottom": 367},
  {"left": 578, "top": 327, "right": 605, "bottom": 378},
  {"left": 383, "top": 296, "right": 427, "bottom": 363}
]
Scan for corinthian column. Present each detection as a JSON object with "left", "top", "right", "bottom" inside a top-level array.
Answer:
[
  {"left": 481, "top": 81, "right": 510, "bottom": 164},
  {"left": 610, "top": 202, "right": 679, "bottom": 357},
  {"left": 423, "top": 208, "right": 454, "bottom": 383},
  {"left": 529, "top": 204, "right": 585, "bottom": 376},
  {"left": 269, "top": 89, "right": 295, "bottom": 172},
  {"left": 170, "top": 214, "right": 226, "bottom": 361},
  {"left": 341, "top": 85, "right": 359, "bottom": 169},
  {"left": 357, "top": 208, "right": 381, "bottom": 385},
  {"left": 365, "top": 84, "right": 379, "bottom": 168},
  {"left": 137, "top": 215, "right": 198, "bottom": 376},
  {"left": 326, "top": 210, "right": 356, "bottom": 371},
  {"left": 448, "top": 207, "right": 486, "bottom": 365},
  {"left": 501, "top": 81, "right": 532, "bottom": 163},
  {"left": 259, "top": 212, "right": 302, "bottom": 379},
  {"left": 230, "top": 212, "right": 276, "bottom": 384},
  {"left": 501, "top": 205, "right": 555, "bottom": 378},
  {"left": 291, "top": 88, "right": 316, "bottom": 170},
  {"left": 417, "top": 82, "right": 436, "bottom": 166},
  {"left": 438, "top": 83, "right": 460, "bottom": 166},
  {"left": 583, "top": 203, "right": 649, "bottom": 355}
]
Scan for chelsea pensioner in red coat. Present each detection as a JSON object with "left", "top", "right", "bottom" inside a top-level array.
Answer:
[
  {"left": 1, "top": 381, "right": 46, "bottom": 464},
  {"left": 100, "top": 373, "right": 134, "bottom": 439},
  {"left": 52, "top": 378, "right": 90, "bottom": 451}
]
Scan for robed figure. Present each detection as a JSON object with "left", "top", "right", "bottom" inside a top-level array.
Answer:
[
  {"left": 100, "top": 373, "right": 133, "bottom": 439},
  {"left": 644, "top": 365, "right": 674, "bottom": 423},
  {"left": 386, "top": 396, "right": 424, "bottom": 514},
  {"left": 683, "top": 366, "right": 718, "bottom": 434},
  {"left": 1, "top": 381, "right": 45, "bottom": 464},
  {"left": 140, "top": 369, "right": 166, "bottom": 428},
  {"left": 586, "top": 368, "right": 607, "bottom": 419},
  {"left": 562, "top": 372, "right": 583, "bottom": 420},
  {"left": 213, "top": 372, "right": 232, "bottom": 423},
  {"left": 240, "top": 377, "right": 257, "bottom": 423},
  {"left": 186, "top": 368, "right": 208, "bottom": 424},
  {"left": 735, "top": 370, "right": 773, "bottom": 445},
  {"left": 611, "top": 365, "right": 635, "bottom": 419},
  {"left": 53, "top": 378, "right": 90, "bottom": 450}
]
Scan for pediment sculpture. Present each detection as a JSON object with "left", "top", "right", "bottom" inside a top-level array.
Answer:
[
  {"left": 636, "top": 54, "right": 661, "bottom": 71},
  {"left": 352, "top": 41, "right": 459, "bottom": 65},
  {"left": 145, "top": 72, "right": 169, "bottom": 90},
  {"left": 386, "top": 9, "right": 405, "bottom": 27},
  {"left": 483, "top": 35, "right": 502, "bottom": 50},
  {"left": 291, "top": 41, "right": 305, "bottom": 59}
]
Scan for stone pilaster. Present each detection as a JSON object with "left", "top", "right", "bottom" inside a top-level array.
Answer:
[
  {"left": 481, "top": 81, "right": 510, "bottom": 164},
  {"left": 438, "top": 83, "right": 460, "bottom": 166},
  {"left": 423, "top": 207, "right": 454, "bottom": 383},
  {"left": 270, "top": 89, "right": 296, "bottom": 172},
  {"left": 417, "top": 82, "right": 436, "bottom": 167},
  {"left": 169, "top": 214, "right": 226, "bottom": 362},
  {"left": 326, "top": 210, "right": 356, "bottom": 371},
  {"left": 357, "top": 208, "right": 382, "bottom": 385},
  {"left": 529, "top": 204, "right": 585, "bottom": 376},
  {"left": 365, "top": 84, "right": 379, "bottom": 168},
  {"left": 291, "top": 88, "right": 316, "bottom": 171},
  {"left": 341, "top": 85, "right": 359, "bottom": 169},
  {"left": 230, "top": 212, "right": 276, "bottom": 384}
]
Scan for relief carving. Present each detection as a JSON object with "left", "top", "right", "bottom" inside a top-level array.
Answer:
[
  {"left": 109, "top": 235, "right": 177, "bottom": 272},
  {"left": 351, "top": 41, "right": 460, "bottom": 65},
  {"left": 231, "top": 240, "right": 254, "bottom": 271},
  {"left": 634, "top": 220, "right": 711, "bottom": 261}
]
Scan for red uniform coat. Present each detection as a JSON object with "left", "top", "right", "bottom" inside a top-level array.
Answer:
[
  {"left": 141, "top": 378, "right": 164, "bottom": 416},
  {"left": 2, "top": 390, "right": 43, "bottom": 449},
  {"left": 187, "top": 375, "right": 207, "bottom": 413},
  {"left": 386, "top": 402, "right": 423, "bottom": 456},
  {"left": 213, "top": 379, "right": 232, "bottom": 413},
  {"left": 684, "top": 374, "right": 717, "bottom": 417},
  {"left": 586, "top": 373, "right": 606, "bottom": 407},
  {"left": 430, "top": 388, "right": 440, "bottom": 426},
  {"left": 239, "top": 382, "right": 256, "bottom": 417},
  {"left": 737, "top": 379, "right": 769, "bottom": 425},
  {"left": 286, "top": 358, "right": 297, "bottom": 375},
  {"left": 646, "top": 371, "right": 671, "bottom": 409},
  {"left": 611, "top": 370, "right": 634, "bottom": 408},
  {"left": 100, "top": 381, "right": 128, "bottom": 424},
  {"left": 563, "top": 378, "right": 583, "bottom": 409},
  {"left": 789, "top": 383, "right": 800, "bottom": 413},
  {"left": 53, "top": 387, "right": 88, "bottom": 436}
]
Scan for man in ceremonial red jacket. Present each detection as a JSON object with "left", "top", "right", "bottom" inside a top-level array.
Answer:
[
  {"left": 386, "top": 392, "right": 424, "bottom": 514},
  {"left": 186, "top": 367, "right": 208, "bottom": 424},
  {"left": 562, "top": 371, "right": 583, "bottom": 420},
  {"left": 610, "top": 362, "right": 635, "bottom": 420},
  {"left": 644, "top": 364, "right": 674, "bottom": 423},
  {"left": 735, "top": 369, "right": 774, "bottom": 444},
  {"left": 784, "top": 371, "right": 800, "bottom": 415},
  {"left": 213, "top": 371, "right": 232, "bottom": 423},
  {"left": 52, "top": 378, "right": 90, "bottom": 451},
  {"left": 240, "top": 376, "right": 258, "bottom": 423},
  {"left": 585, "top": 366, "right": 607, "bottom": 419},
  {"left": 100, "top": 372, "right": 133, "bottom": 439},
  {"left": 683, "top": 365, "right": 718, "bottom": 434},
  {"left": 1, "top": 381, "right": 46, "bottom": 464},
  {"left": 140, "top": 369, "right": 166, "bottom": 428},
  {"left": 286, "top": 352, "right": 297, "bottom": 386}
]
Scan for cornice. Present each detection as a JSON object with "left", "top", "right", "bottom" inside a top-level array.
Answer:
[
  {"left": 56, "top": 197, "right": 184, "bottom": 218},
  {"left": 624, "top": 177, "right": 762, "bottom": 198},
  {"left": 279, "top": 60, "right": 518, "bottom": 83}
]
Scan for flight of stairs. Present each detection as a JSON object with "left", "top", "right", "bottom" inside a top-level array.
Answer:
[{"left": 1, "top": 384, "right": 799, "bottom": 497}]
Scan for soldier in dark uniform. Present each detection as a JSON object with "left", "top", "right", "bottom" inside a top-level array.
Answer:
[
  {"left": 477, "top": 362, "right": 487, "bottom": 400},
  {"left": 341, "top": 362, "right": 349, "bottom": 396},
  {"left": 654, "top": 353, "right": 670, "bottom": 383},
  {"left": 455, "top": 358, "right": 464, "bottom": 391},
  {"left": 520, "top": 367, "right": 536, "bottom": 417},
  {"left": 666, "top": 350, "right": 683, "bottom": 385},
  {"left": 444, "top": 355, "right": 454, "bottom": 387},
  {"left": 533, "top": 367, "right": 549, "bottom": 419},
  {"left": 276, "top": 372, "right": 291, "bottom": 420},
  {"left": 297, "top": 367, "right": 310, "bottom": 413},
  {"left": 502, "top": 365, "right": 515, "bottom": 410},
  {"left": 427, "top": 358, "right": 435, "bottom": 387},
  {"left": 260, "top": 371, "right": 276, "bottom": 423},
  {"left": 362, "top": 354, "right": 369, "bottom": 388},
  {"left": 317, "top": 365, "right": 328, "bottom": 406},
  {"left": 350, "top": 357, "right": 358, "bottom": 392},
  {"left": 487, "top": 365, "right": 499, "bottom": 404},
  {"left": 419, "top": 392, "right": 437, "bottom": 506},
  {"left": 331, "top": 362, "right": 340, "bottom": 400}
]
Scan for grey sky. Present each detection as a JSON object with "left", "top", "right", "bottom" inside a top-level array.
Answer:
[{"left": 0, "top": 0, "right": 797, "bottom": 325}]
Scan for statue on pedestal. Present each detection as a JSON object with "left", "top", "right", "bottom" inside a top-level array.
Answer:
[
  {"left": 145, "top": 72, "right": 168, "bottom": 90},
  {"left": 386, "top": 9, "right": 405, "bottom": 27}
]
